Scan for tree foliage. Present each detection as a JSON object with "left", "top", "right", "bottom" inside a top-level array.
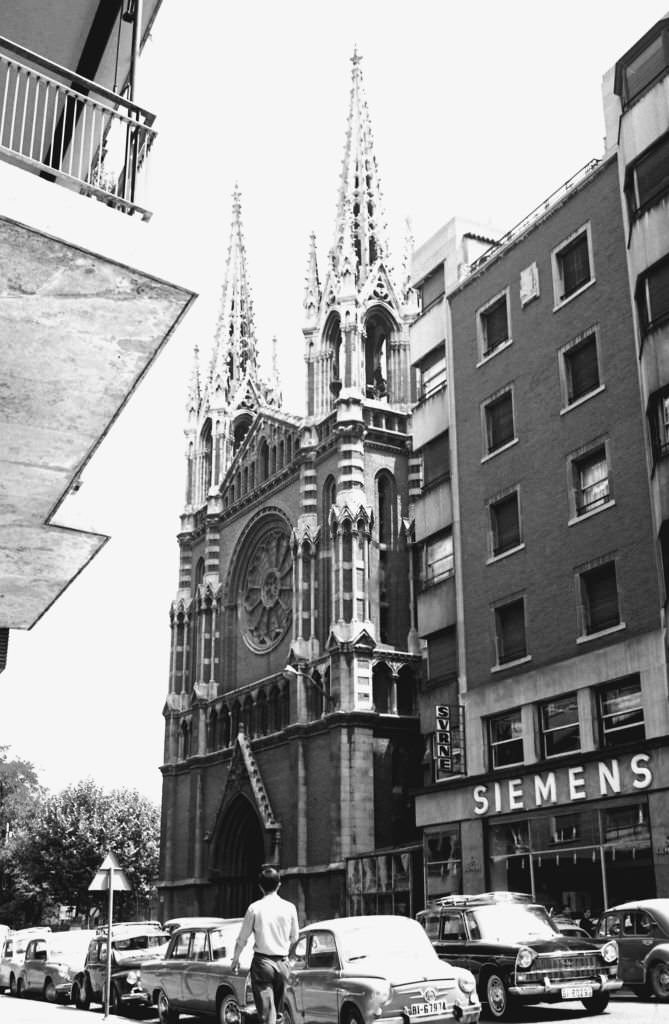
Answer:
[{"left": 1, "top": 768, "right": 160, "bottom": 926}]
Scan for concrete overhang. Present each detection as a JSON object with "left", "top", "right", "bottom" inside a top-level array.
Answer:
[{"left": 0, "top": 160, "right": 196, "bottom": 631}]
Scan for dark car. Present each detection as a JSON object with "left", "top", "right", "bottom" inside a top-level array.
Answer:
[
  {"left": 72, "top": 922, "right": 169, "bottom": 1013},
  {"left": 596, "top": 898, "right": 669, "bottom": 1000},
  {"left": 417, "top": 892, "right": 621, "bottom": 1020}
]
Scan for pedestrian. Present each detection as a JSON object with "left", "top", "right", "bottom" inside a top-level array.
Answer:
[
  {"left": 231, "top": 865, "right": 299, "bottom": 1024},
  {"left": 579, "top": 908, "right": 596, "bottom": 936}
]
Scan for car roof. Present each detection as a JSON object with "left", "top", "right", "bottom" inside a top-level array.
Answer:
[
  {"left": 170, "top": 919, "right": 242, "bottom": 934},
  {"left": 604, "top": 899, "right": 669, "bottom": 922},
  {"left": 301, "top": 915, "right": 423, "bottom": 936}
]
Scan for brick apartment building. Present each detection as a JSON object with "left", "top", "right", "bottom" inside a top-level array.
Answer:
[
  {"left": 158, "top": 54, "right": 425, "bottom": 924},
  {"left": 411, "top": 16, "right": 669, "bottom": 911}
]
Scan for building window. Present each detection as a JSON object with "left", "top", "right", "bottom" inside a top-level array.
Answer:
[
  {"left": 562, "top": 332, "right": 600, "bottom": 406},
  {"left": 419, "top": 265, "right": 445, "bottom": 311},
  {"left": 540, "top": 693, "right": 580, "bottom": 758},
  {"left": 573, "top": 444, "right": 610, "bottom": 516},
  {"left": 648, "top": 388, "right": 669, "bottom": 462},
  {"left": 423, "top": 531, "right": 454, "bottom": 587},
  {"left": 422, "top": 433, "right": 450, "bottom": 488},
  {"left": 619, "top": 27, "right": 669, "bottom": 106},
  {"left": 625, "top": 132, "right": 669, "bottom": 218},
  {"left": 478, "top": 291, "right": 510, "bottom": 358},
  {"left": 598, "top": 676, "right": 645, "bottom": 746},
  {"left": 579, "top": 560, "right": 620, "bottom": 635},
  {"left": 489, "top": 490, "right": 521, "bottom": 557},
  {"left": 418, "top": 346, "right": 447, "bottom": 400},
  {"left": 489, "top": 709, "right": 523, "bottom": 769},
  {"left": 552, "top": 226, "right": 593, "bottom": 305},
  {"left": 483, "top": 389, "right": 515, "bottom": 455},
  {"left": 494, "top": 597, "right": 527, "bottom": 665},
  {"left": 636, "top": 255, "right": 669, "bottom": 335}
]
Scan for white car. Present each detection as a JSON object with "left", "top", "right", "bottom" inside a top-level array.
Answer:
[{"left": 0, "top": 927, "right": 52, "bottom": 994}]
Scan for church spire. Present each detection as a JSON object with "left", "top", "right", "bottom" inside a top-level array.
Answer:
[
  {"left": 303, "top": 231, "right": 321, "bottom": 323},
  {"left": 332, "top": 48, "right": 389, "bottom": 285},
  {"left": 211, "top": 185, "right": 258, "bottom": 400}
]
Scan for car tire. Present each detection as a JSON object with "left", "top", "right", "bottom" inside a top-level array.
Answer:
[
  {"left": 109, "top": 983, "right": 123, "bottom": 1016},
  {"left": 649, "top": 960, "right": 669, "bottom": 1001},
  {"left": 9, "top": 974, "right": 17, "bottom": 997},
  {"left": 218, "top": 992, "right": 242, "bottom": 1024},
  {"left": 73, "top": 978, "right": 92, "bottom": 1010},
  {"left": 16, "top": 978, "right": 25, "bottom": 998},
  {"left": 485, "top": 973, "right": 515, "bottom": 1020},
  {"left": 341, "top": 1004, "right": 364, "bottom": 1024},
  {"left": 157, "top": 987, "right": 179, "bottom": 1024},
  {"left": 582, "top": 992, "right": 609, "bottom": 1013},
  {"left": 44, "top": 978, "right": 58, "bottom": 1003}
]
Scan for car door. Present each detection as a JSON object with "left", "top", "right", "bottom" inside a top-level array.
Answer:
[
  {"left": 182, "top": 929, "right": 211, "bottom": 1015},
  {"left": 22, "top": 939, "right": 37, "bottom": 992},
  {"left": 163, "top": 929, "right": 192, "bottom": 1007},
  {"left": 300, "top": 930, "right": 340, "bottom": 1024},
  {"left": 287, "top": 935, "right": 308, "bottom": 1018},
  {"left": 0, "top": 938, "right": 13, "bottom": 988},
  {"left": 618, "top": 910, "right": 645, "bottom": 983},
  {"left": 433, "top": 912, "right": 469, "bottom": 971}
]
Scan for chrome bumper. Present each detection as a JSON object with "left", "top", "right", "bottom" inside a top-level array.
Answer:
[{"left": 509, "top": 975, "right": 622, "bottom": 997}]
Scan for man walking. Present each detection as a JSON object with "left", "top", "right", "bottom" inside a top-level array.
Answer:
[{"left": 231, "top": 866, "right": 299, "bottom": 1024}]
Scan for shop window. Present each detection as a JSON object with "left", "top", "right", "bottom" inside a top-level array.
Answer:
[
  {"left": 598, "top": 676, "right": 645, "bottom": 746},
  {"left": 494, "top": 597, "right": 527, "bottom": 665},
  {"left": 488, "top": 709, "right": 523, "bottom": 769},
  {"left": 618, "top": 26, "right": 669, "bottom": 106},
  {"left": 489, "top": 490, "right": 521, "bottom": 557},
  {"left": 483, "top": 389, "right": 515, "bottom": 455},
  {"left": 636, "top": 255, "right": 669, "bottom": 335},
  {"left": 562, "top": 332, "right": 600, "bottom": 406},
  {"left": 423, "top": 531, "right": 454, "bottom": 588},
  {"left": 540, "top": 693, "right": 580, "bottom": 758},
  {"left": 625, "top": 132, "right": 669, "bottom": 218},
  {"left": 549, "top": 811, "right": 581, "bottom": 844},
  {"left": 552, "top": 225, "right": 593, "bottom": 306},
  {"left": 578, "top": 560, "right": 621, "bottom": 636},
  {"left": 418, "top": 346, "right": 447, "bottom": 400},
  {"left": 478, "top": 290, "right": 510, "bottom": 358},
  {"left": 424, "top": 827, "right": 462, "bottom": 900}
]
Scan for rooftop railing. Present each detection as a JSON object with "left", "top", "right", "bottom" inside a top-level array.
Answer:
[{"left": 0, "top": 35, "right": 156, "bottom": 220}]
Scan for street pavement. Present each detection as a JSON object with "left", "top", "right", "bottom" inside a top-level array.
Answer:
[{"left": 0, "top": 991, "right": 666, "bottom": 1023}]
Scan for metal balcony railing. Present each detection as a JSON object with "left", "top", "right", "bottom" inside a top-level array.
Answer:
[{"left": 0, "top": 35, "right": 156, "bottom": 220}]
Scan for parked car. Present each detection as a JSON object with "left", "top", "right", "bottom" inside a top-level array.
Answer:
[
  {"left": 163, "top": 916, "right": 228, "bottom": 937},
  {"left": 0, "top": 927, "right": 51, "bottom": 995},
  {"left": 595, "top": 898, "right": 669, "bottom": 1000},
  {"left": 283, "top": 915, "right": 480, "bottom": 1024},
  {"left": 417, "top": 892, "right": 621, "bottom": 1020},
  {"left": 16, "top": 930, "right": 95, "bottom": 1002},
  {"left": 72, "top": 921, "right": 169, "bottom": 1013},
  {"left": 141, "top": 918, "right": 250, "bottom": 1024}
]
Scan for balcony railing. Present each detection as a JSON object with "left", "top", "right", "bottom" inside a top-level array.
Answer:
[{"left": 0, "top": 35, "right": 156, "bottom": 220}]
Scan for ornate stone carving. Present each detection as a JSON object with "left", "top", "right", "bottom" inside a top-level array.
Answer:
[{"left": 240, "top": 526, "right": 292, "bottom": 653}]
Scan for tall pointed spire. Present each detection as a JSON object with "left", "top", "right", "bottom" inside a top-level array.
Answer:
[
  {"left": 332, "top": 48, "right": 389, "bottom": 285},
  {"left": 211, "top": 185, "right": 258, "bottom": 399},
  {"left": 303, "top": 232, "right": 321, "bottom": 323},
  {"left": 186, "top": 344, "right": 201, "bottom": 417}
]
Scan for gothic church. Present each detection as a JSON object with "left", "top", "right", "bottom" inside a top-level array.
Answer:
[{"left": 159, "top": 53, "right": 424, "bottom": 922}]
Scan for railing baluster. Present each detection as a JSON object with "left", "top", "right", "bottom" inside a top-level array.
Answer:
[
  {"left": 19, "top": 67, "right": 29, "bottom": 156},
  {"left": 9, "top": 61, "right": 20, "bottom": 151},
  {"left": 28, "top": 74, "right": 38, "bottom": 160},
  {"left": 0, "top": 61, "right": 11, "bottom": 148},
  {"left": 38, "top": 78, "right": 47, "bottom": 162},
  {"left": 49, "top": 81, "right": 58, "bottom": 169}
]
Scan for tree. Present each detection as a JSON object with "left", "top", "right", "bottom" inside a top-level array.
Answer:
[
  {"left": 9, "top": 779, "right": 160, "bottom": 922},
  {"left": 0, "top": 747, "right": 44, "bottom": 926}
]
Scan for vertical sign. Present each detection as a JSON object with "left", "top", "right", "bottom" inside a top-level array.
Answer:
[{"left": 433, "top": 704, "right": 465, "bottom": 781}]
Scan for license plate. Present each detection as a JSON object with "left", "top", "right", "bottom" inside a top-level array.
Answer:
[
  {"left": 561, "top": 985, "right": 593, "bottom": 999},
  {"left": 408, "top": 1000, "right": 450, "bottom": 1017}
]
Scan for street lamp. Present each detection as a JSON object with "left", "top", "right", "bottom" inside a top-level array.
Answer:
[{"left": 283, "top": 664, "right": 336, "bottom": 711}]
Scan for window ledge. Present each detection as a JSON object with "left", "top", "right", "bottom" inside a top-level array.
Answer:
[
  {"left": 568, "top": 499, "right": 616, "bottom": 526},
  {"left": 576, "top": 622, "right": 626, "bottom": 645},
  {"left": 560, "top": 384, "right": 606, "bottom": 415},
  {"left": 553, "top": 277, "right": 596, "bottom": 312},
  {"left": 491, "top": 654, "right": 532, "bottom": 673},
  {"left": 481, "top": 437, "right": 519, "bottom": 464},
  {"left": 476, "top": 338, "right": 513, "bottom": 368},
  {"left": 487, "top": 542, "right": 526, "bottom": 565}
]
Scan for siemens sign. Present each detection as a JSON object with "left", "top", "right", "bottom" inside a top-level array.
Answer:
[{"left": 473, "top": 753, "right": 652, "bottom": 816}]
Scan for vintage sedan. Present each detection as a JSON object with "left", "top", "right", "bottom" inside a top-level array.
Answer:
[
  {"left": 72, "top": 922, "right": 170, "bottom": 1013},
  {"left": 596, "top": 898, "right": 669, "bottom": 1000},
  {"left": 16, "top": 930, "right": 95, "bottom": 1002},
  {"left": 283, "top": 915, "right": 480, "bottom": 1024},
  {"left": 141, "top": 919, "right": 252, "bottom": 1024}
]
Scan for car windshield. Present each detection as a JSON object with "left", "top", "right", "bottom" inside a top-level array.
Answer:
[
  {"left": 339, "top": 918, "right": 434, "bottom": 963},
  {"left": 471, "top": 904, "right": 559, "bottom": 943},
  {"left": 113, "top": 933, "right": 168, "bottom": 951}
]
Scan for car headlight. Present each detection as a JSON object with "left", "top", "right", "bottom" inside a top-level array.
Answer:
[
  {"left": 371, "top": 981, "right": 391, "bottom": 1004},
  {"left": 601, "top": 940, "right": 617, "bottom": 964},
  {"left": 126, "top": 970, "right": 139, "bottom": 985},
  {"left": 458, "top": 972, "right": 475, "bottom": 995},
  {"left": 516, "top": 946, "right": 536, "bottom": 970}
]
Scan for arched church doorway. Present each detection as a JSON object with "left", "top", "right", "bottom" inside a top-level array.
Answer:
[{"left": 214, "top": 795, "right": 265, "bottom": 916}]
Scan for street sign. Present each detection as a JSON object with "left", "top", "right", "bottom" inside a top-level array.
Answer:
[{"left": 88, "top": 851, "right": 132, "bottom": 1018}]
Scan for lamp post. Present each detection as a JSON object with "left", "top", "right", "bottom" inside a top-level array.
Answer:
[{"left": 283, "top": 664, "right": 336, "bottom": 712}]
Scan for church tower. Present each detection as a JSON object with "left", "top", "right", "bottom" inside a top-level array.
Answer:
[{"left": 159, "top": 54, "right": 423, "bottom": 926}]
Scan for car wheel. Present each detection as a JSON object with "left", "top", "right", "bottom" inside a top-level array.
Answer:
[
  {"left": 582, "top": 992, "right": 609, "bottom": 1013},
  {"left": 341, "top": 1005, "right": 364, "bottom": 1024},
  {"left": 44, "top": 978, "right": 58, "bottom": 1003},
  {"left": 283, "top": 1003, "right": 296, "bottom": 1024},
  {"left": 219, "top": 992, "right": 242, "bottom": 1024},
  {"left": 649, "top": 960, "right": 669, "bottom": 1001},
  {"left": 16, "top": 978, "right": 25, "bottom": 998},
  {"left": 157, "top": 987, "right": 179, "bottom": 1024},
  {"left": 485, "top": 973, "right": 515, "bottom": 1020},
  {"left": 9, "top": 974, "right": 17, "bottom": 996}
]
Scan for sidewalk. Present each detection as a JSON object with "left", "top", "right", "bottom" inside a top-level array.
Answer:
[{"left": 0, "top": 994, "right": 130, "bottom": 1022}]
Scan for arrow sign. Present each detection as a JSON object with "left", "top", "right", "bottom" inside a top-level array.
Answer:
[{"left": 89, "top": 852, "right": 132, "bottom": 892}]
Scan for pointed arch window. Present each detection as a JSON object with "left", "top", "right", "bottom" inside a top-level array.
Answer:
[
  {"left": 200, "top": 419, "right": 213, "bottom": 502},
  {"left": 190, "top": 558, "right": 205, "bottom": 689},
  {"left": 242, "top": 695, "right": 255, "bottom": 737},
  {"left": 207, "top": 709, "right": 218, "bottom": 751},
  {"left": 219, "top": 704, "right": 231, "bottom": 748},
  {"left": 377, "top": 471, "right": 397, "bottom": 643},
  {"left": 365, "top": 310, "right": 393, "bottom": 399},
  {"left": 322, "top": 476, "right": 337, "bottom": 640},
  {"left": 325, "top": 313, "right": 343, "bottom": 389},
  {"left": 259, "top": 439, "right": 270, "bottom": 482}
]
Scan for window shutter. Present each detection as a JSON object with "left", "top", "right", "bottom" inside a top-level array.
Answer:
[{"left": 568, "top": 337, "right": 599, "bottom": 400}]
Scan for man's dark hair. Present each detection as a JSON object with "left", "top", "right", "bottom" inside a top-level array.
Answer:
[{"left": 259, "top": 865, "right": 281, "bottom": 892}]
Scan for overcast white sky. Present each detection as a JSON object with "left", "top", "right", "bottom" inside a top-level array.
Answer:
[{"left": 3, "top": 0, "right": 668, "bottom": 804}]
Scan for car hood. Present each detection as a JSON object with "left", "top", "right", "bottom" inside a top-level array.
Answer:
[
  {"left": 471, "top": 936, "right": 606, "bottom": 956},
  {"left": 114, "top": 947, "right": 168, "bottom": 968},
  {"left": 342, "top": 954, "right": 457, "bottom": 986}
]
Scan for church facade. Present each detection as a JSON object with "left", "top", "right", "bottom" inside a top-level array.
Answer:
[{"left": 158, "top": 54, "right": 425, "bottom": 924}]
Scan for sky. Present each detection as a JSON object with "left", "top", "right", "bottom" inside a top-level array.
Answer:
[{"left": 3, "top": 0, "right": 669, "bottom": 804}]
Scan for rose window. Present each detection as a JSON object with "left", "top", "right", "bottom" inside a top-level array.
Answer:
[{"left": 240, "top": 527, "right": 292, "bottom": 653}]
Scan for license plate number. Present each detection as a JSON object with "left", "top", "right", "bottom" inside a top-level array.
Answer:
[
  {"left": 408, "top": 1000, "right": 450, "bottom": 1017},
  {"left": 561, "top": 986, "right": 593, "bottom": 999}
]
